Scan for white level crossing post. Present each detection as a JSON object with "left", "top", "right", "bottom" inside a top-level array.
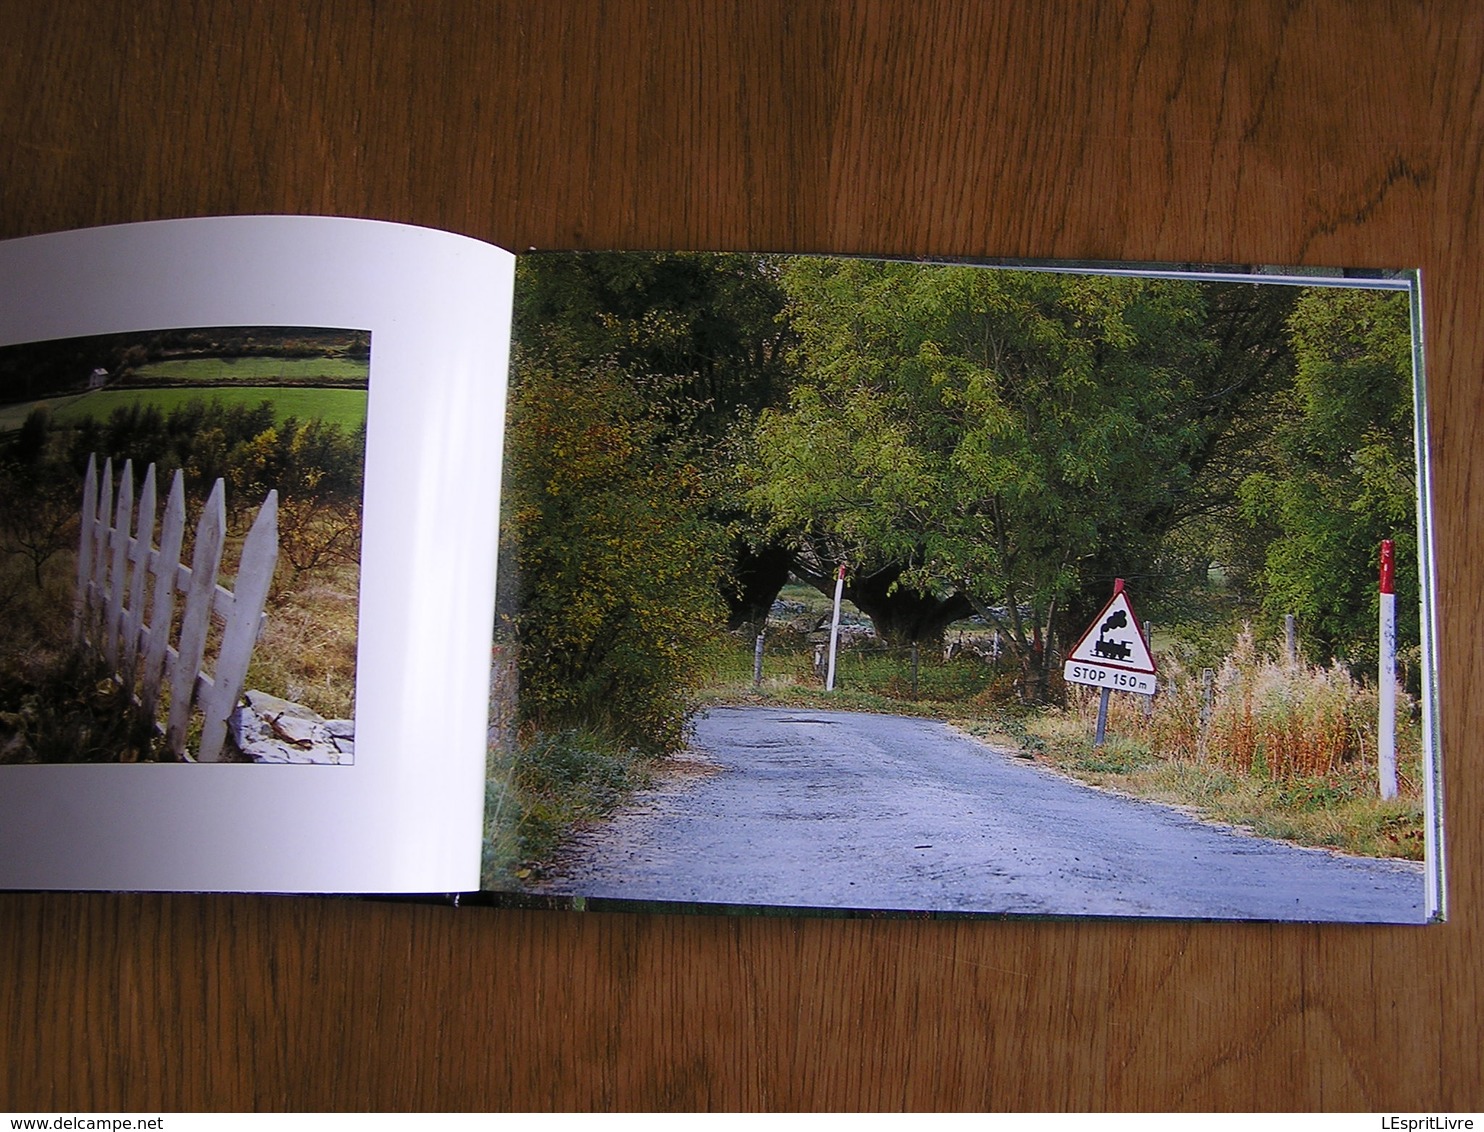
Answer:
[
  {"left": 825, "top": 563, "right": 846, "bottom": 692},
  {"left": 1379, "top": 539, "right": 1398, "bottom": 799}
]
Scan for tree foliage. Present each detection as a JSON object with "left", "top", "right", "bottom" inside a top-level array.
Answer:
[
  {"left": 514, "top": 252, "right": 800, "bottom": 628},
  {"left": 503, "top": 355, "right": 724, "bottom": 753},
  {"left": 514, "top": 251, "right": 795, "bottom": 441},
  {"left": 745, "top": 260, "right": 1266, "bottom": 694},
  {"left": 1237, "top": 287, "right": 1418, "bottom": 669}
]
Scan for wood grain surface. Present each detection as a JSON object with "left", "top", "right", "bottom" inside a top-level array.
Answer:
[{"left": 2, "top": 0, "right": 1481, "bottom": 1112}]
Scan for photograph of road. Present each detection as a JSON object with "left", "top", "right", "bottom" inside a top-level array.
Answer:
[
  {"left": 532, "top": 707, "right": 1424, "bottom": 921},
  {"left": 481, "top": 252, "right": 1439, "bottom": 922}
]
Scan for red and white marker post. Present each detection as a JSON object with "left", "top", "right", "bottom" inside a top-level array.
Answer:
[
  {"left": 825, "top": 563, "right": 846, "bottom": 692},
  {"left": 1379, "top": 539, "right": 1398, "bottom": 799}
]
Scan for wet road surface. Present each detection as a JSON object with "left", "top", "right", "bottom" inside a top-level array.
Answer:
[{"left": 531, "top": 706, "right": 1426, "bottom": 921}]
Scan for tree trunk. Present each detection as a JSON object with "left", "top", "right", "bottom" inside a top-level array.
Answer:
[
  {"left": 722, "top": 540, "right": 795, "bottom": 631},
  {"left": 793, "top": 560, "right": 973, "bottom": 646},
  {"left": 966, "top": 592, "right": 1059, "bottom": 705}
]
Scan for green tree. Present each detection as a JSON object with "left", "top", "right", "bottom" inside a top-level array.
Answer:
[
  {"left": 0, "top": 410, "right": 78, "bottom": 588},
  {"left": 1073, "top": 281, "right": 1298, "bottom": 628},
  {"left": 1238, "top": 286, "right": 1418, "bottom": 670},
  {"left": 514, "top": 252, "right": 799, "bottom": 628},
  {"left": 747, "top": 259, "right": 1262, "bottom": 696},
  {"left": 514, "top": 251, "right": 796, "bottom": 437},
  {"left": 226, "top": 416, "right": 364, "bottom": 575}
]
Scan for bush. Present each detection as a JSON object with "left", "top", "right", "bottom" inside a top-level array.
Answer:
[
  {"left": 504, "top": 357, "right": 725, "bottom": 753},
  {"left": 0, "top": 649, "right": 162, "bottom": 764}
]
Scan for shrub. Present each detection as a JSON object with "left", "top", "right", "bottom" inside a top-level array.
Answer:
[{"left": 504, "top": 357, "right": 725, "bottom": 753}]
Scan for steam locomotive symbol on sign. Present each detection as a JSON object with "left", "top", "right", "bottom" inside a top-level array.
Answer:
[{"left": 1091, "top": 609, "right": 1133, "bottom": 661}]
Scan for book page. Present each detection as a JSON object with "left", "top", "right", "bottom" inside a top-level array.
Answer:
[
  {"left": 482, "top": 252, "right": 1443, "bottom": 923},
  {"left": 0, "top": 216, "right": 513, "bottom": 892}
]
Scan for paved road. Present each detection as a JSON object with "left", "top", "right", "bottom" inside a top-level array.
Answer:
[{"left": 531, "top": 706, "right": 1427, "bottom": 921}]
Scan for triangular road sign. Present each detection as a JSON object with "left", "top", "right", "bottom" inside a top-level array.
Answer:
[{"left": 1066, "top": 590, "right": 1156, "bottom": 674}]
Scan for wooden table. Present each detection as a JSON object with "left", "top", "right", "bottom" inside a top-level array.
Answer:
[{"left": 2, "top": 1, "right": 1479, "bottom": 1111}]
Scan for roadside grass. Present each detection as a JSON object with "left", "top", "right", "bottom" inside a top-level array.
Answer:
[
  {"left": 482, "top": 728, "right": 658, "bottom": 889},
  {"left": 701, "top": 627, "right": 1428, "bottom": 862},
  {"left": 956, "top": 708, "right": 1425, "bottom": 860}
]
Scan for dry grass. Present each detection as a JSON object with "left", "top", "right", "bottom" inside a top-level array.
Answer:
[
  {"left": 0, "top": 516, "right": 359, "bottom": 762},
  {"left": 1066, "top": 627, "right": 1418, "bottom": 788},
  {"left": 1000, "top": 626, "right": 1428, "bottom": 860},
  {"left": 1005, "top": 715, "right": 1426, "bottom": 859},
  {"left": 247, "top": 562, "right": 359, "bottom": 720}
]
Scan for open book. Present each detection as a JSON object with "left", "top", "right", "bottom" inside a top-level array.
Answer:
[{"left": 0, "top": 217, "right": 1446, "bottom": 923}]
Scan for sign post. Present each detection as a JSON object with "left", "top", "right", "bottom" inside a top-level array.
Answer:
[
  {"left": 825, "top": 563, "right": 846, "bottom": 692},
  {"left": 1093, "top": 686, "right": 1112, "bottom": 747},
  {"left": 1063, "top": 579, "right": 1158, "bottom": 746},
  {"left": 1379, "top": 539, "right": 1398, "bottom": 799}
]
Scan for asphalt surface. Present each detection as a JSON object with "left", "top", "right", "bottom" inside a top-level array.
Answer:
[{"left": 531, "top": 706, "right": 1427, "bottom": 922}]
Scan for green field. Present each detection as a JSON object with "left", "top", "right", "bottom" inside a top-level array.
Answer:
[
  {"left": 0, "top": 393, "right": 89, "bottom": 432},
  {"left": 128, "top": 356, "right": 369, "bottom": 385},
  {"left": 31, "top": 386, "right": 368, "bottom": 432}
]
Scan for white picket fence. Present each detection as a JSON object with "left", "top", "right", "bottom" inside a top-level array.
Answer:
[{"left": 73, "top": 455, "right": 279, "bottom": 762}]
